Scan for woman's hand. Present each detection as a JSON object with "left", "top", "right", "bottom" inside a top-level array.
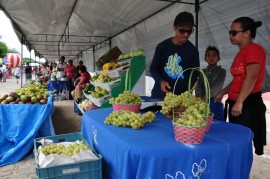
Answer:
[
  {"left": 161, "top": 80, "right": 171, "bottom": 93},
  {"left": 231, "top": 102, "right": 243, "bottom": 116}
]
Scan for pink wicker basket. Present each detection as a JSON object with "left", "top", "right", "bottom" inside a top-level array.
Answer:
[
  {"left": 112, "top": 104, "right": 142, "bottom": 113},
  {"left": 172, "top": 121, "right": 207, "bottom": 144},
  {"left": 204, "top": 114, "right": 214, "bottom": 132}
]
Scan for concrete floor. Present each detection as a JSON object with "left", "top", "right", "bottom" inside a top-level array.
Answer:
[{"left": 0, "top": 77, "right": 270, "bottom": 179}]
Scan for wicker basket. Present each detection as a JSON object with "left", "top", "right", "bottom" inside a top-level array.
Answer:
[
  {"left": 173, "top": 120, "right": 207, "bottom": 144},
  {"left": 171, "top": 68, "right": 211, "bottom": 144},
  {"left": 112, "top": 104, "right": 141, "bottom": 113},
  {"left": 203, "top": 113, "right": 214, "bottom": 132}
]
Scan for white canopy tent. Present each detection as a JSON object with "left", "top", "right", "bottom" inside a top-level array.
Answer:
[{"left": 0, "top": 0, "right": 269, "bottom": 91}]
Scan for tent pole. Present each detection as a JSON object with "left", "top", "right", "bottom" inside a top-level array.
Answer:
[
  {"left": 20, "top": 36, "right": 24, "bottom": 88},
  {"left": 93, "top": 46, "right": 95, "bottom": 72},
  {"left": 195, "top": 0, "right": 199, "bottom": 49}
]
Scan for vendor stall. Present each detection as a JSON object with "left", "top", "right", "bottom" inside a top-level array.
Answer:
[
  {"left": 82, "top": 108, "right": 253, "bottom": 179},
  {"left": 0, "top": 95, "right": 55, "bottom": 166}
]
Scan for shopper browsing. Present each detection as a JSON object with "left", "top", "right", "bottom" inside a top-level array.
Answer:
[{"left": 150, "top": 11, "right": 200, "bottom": 99}]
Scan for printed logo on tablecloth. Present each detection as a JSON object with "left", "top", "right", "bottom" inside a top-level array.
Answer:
[
  {"left": 165, "top": 159, "right": 207, "bottom": 179},
  {"left": 92, "top": 125, "right": 98, "bottom": 146}
]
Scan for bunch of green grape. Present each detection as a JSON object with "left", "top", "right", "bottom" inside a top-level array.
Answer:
[
  {"left": 160, "top": 91, "right": 197, "bottom": 115},
  {"left": 41, "top": 141, "right": 92, "bottom": 156},
  {"left": 175, "top": 99, "right": 210, "bottom": 127},
  {"left": 104, "top": 110, "right": 155, "bottom": 129},
  {"left": 109, "top": 91, "right": 141, "bottom": 105}
]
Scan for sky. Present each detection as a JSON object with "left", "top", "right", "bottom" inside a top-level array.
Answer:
[{"left": 0, "top": 10, "right": 45, "bottom": 63}]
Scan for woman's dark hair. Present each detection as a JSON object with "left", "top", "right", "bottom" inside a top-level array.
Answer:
[
  {"left": 233, "top": 17, "right": 262, "bottom": 39},
  {"left": 78, "top": 65, "right": 87, "bottom": 72},
  {"left": 205, "top": 45, "right": 220, "bottom": 60}
]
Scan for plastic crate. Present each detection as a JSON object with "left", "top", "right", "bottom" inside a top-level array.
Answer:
[
  {"left": 83, "top": 91, "right": 111, "bottom": 107},
  {"left": 34, "top": 132, "right": 102, "bottom": 179},
  {"left": 92, "top": 78, "right": 121, "bottom": 91}
]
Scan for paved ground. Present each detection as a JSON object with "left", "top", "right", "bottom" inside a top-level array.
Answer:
[{"left": 0, "top": 77, "right": 270, "bottom": 178}]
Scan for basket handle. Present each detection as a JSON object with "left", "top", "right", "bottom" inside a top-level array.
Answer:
[
  {"left": 172, "top": 67, "right": 211, "bottom": 120},
  {"left": 188, "top": 68, "right": 210, "bottom": 117},
  {"left": 124, "top": 68, "right": 131, "bottom": 91}
]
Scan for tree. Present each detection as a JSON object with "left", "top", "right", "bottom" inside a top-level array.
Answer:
[
  {"left": 7, "top": 48, "right": 19, "bottom": 54},
  {"left": 0, "top": 41, "right": 8, "bottom": 57}
]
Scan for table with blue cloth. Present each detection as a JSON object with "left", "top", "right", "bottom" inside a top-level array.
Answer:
[
  {"left": 47, "top": 80, "right": 68, "bottom": 92},
  {"left": 81, "top": 108, "right": 254, "bottom": 179},
  {"left": 0, "top": 95, "right": 55, "bottom": 166}
]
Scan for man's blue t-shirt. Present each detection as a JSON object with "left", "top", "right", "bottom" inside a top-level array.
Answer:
[{"left": 150, "top": 38, "right": 200, "bottom": 99}]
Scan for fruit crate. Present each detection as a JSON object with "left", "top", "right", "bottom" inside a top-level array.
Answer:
[
  {"left": 83, "top": 91, "right": 111, "bottom": 107},
  {"left": 34, "top": 132, "right": 102, "bottom": 179},
  {"left": 107, "top": 63, "right": 130, "bottom": 78},
  {"left": 92, "top": 78, "right": 121, "bottom": 91}
]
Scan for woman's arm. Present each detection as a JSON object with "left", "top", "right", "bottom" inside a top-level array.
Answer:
[
  {"left": 213, "top": 83, "right": 230, "bottom": 102},
  {"left": 231, "top": 63, "right": 261, "bottom": 116}
]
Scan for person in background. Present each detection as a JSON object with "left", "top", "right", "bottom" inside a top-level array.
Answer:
[
  {"left": 52, "top": 63, "right": 57, "bottom": 76},
  {"left": 14, "top": 66, "right": 21, "bottom": 84},
  {"left": 0, "top": 64, "right": 3, "bottom": 82},
  {"left": 71, "top": 65, "right": 91, "bottom": 99},
  {"left": 41, "top": 62, "right": 49, "bottom": 76},
  {"left": 1, "top": 64, "right": 7, "bottom": 82},
  {"left": 76, "top": 60, "right": 86, "bottom": 78},
  {"left": 195, "top": 46, "right": 226, "bottom": 120},
  {"left": 214, "top": 17, "right": 266, "bottom": 155},
  {"left": 150, "top": 11, "right": 200, "bottom": 99},
  {"left": 25, "top": 62, "right": 32, "bottom": 82},
  {"left": 56, "top": 56, "right": 65, "bottom": 79},
  {"left": 65, "top": 59, "right": 77, "bottom": 99}
]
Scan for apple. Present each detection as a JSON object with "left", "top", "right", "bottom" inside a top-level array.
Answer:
[
  {"left": 1, "top": 100, "right": 8, "bottom": 104},
  {"left": 18, "top": 101, "right": 25, "bottom": 104},
  {"left": 40, "top": 99, "right": 47, "bottom": 104},
  {"left": 31, "top": 96, "right": 38, "bottom": 103},
  {"left": 6, "top": 96, "right": 14, "bottom": 103},
  {"left": 0, "top": 94, "right": 8, "bottom": 101},
  {"left": 37, "top": 94, "right": 44, "bottom": 101},
  {"left": 9, "top": 92, "right": 17, "bottom": 99},
  {"left": 20, "top": 95, "right": 27, "bottom": 103}
]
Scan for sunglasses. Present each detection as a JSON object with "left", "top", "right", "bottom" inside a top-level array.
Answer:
[
  {"left": 229, "top": 30, "right": 245, "bottom": 36},
  {"left": 177, "top": 27, "right": 194, "bottom": 35}
]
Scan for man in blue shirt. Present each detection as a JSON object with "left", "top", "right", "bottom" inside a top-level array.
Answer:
[{"left": 150, "top": 12, "right": 200, "bottom": 99}]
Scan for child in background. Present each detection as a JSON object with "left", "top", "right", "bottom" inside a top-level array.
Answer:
[{"left": 195, "top": 46, "right": 226, "bottom": 120}]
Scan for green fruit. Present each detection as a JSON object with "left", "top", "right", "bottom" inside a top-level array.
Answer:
[
  {"left": 20, "top": 95, "right": 27, "bottom": 103},
  {"left": 31, "top": 96, "right": 38, "bottom": 103}
]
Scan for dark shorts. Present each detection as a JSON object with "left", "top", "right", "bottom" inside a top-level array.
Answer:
[{"left": 15, "top": 75, "right": 20, "bottom": 79}]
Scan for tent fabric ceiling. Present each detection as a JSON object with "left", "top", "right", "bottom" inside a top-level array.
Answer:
[
  {"left": 0, "top": 0, "right": 175, "bottom": 61},
  {"left": 0, "top": 0, "right": 270, "bottom": 91}
]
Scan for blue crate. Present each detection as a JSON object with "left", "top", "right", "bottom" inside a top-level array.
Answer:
[{"left": 34, "top": 132, "right": 102, "bottom": 179}]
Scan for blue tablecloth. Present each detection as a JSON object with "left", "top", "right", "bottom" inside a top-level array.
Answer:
[
  {"left": 0, "top": 95, "right": 55, "bottom": 166},
  {"left": 81, "top": 108, "right": 253, "bottom": 179},
  {"left": 47, "top": 81, "right": 67, "bottom": 91}
]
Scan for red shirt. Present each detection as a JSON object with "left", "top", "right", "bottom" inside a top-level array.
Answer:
[
  {"left": 79, "top": 72, "right": 91, "bottom": 87},
  {"left": 229, "top": 43, "right": 266, "bottom": 100},
  {"left": 65, "top": 65, "right": 77, "bottom": 79}
]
